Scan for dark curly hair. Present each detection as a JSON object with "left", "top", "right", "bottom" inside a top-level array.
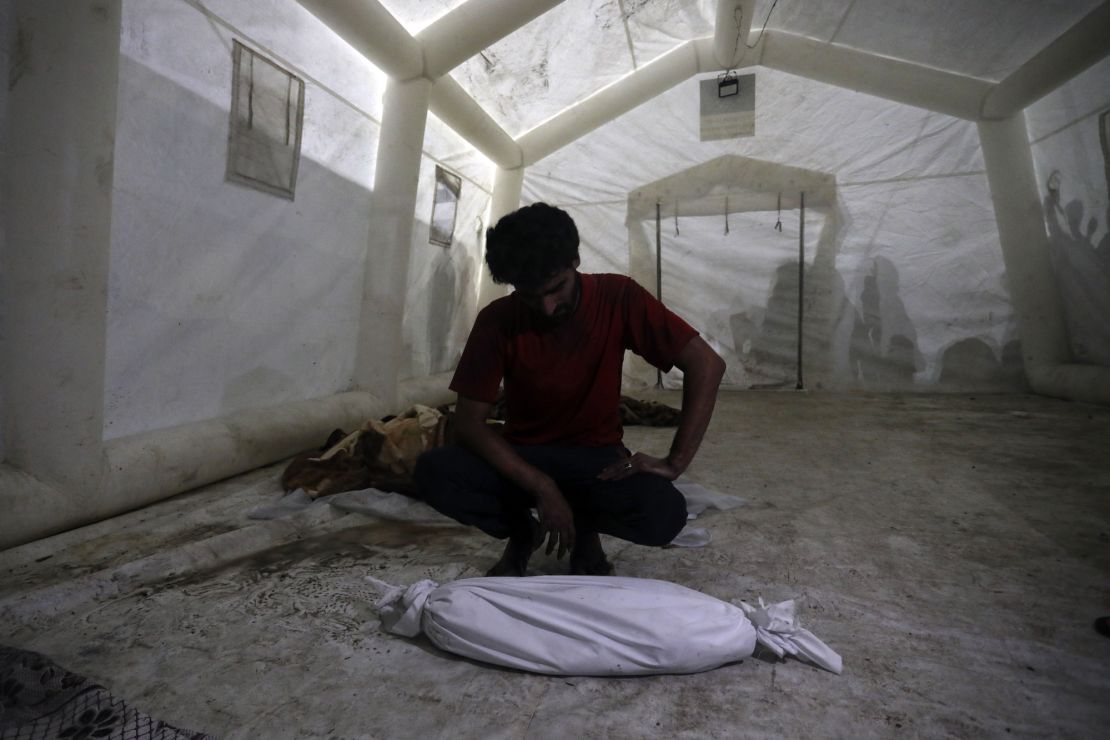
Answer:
[{"left": 485, "top": 202, "right": 579, "bottom": 287}]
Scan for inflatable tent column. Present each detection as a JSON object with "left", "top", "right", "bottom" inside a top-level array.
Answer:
[
  {"left": 355, "top": 78, "right": 432, "bottom": 405},
  {"left": 1, "top": 1, "right": 123, "bottom": 535},
  {"left": 978, "top": 114, "right": 1110, "bottom": 404},
  {"left": 476, "top": 167, "right": 524, "bottom": 308}
]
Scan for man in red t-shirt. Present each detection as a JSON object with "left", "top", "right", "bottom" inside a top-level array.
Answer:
[{"left": 414, "top": 203, "right": 725, "bottom": 576}]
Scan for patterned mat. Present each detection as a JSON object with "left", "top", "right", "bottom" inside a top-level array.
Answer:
[{"left": 0, "top": 645, "right": 213, "bottom": 739}]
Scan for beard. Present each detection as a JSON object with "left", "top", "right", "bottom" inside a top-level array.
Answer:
[{"left": 542, "top": 274, "right": 580, "bottom": 326}]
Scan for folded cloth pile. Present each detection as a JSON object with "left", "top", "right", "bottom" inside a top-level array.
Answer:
[{"left": 281, "top": 404, "right": 449, "bottom": 498}]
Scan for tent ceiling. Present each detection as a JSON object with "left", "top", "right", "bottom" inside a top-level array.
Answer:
[
  {"left": 373, "top": 0, "right": 1105, "bottom": 138},
  {"left": 762, "top": 0, "right": 1103, "bottom": 82}
]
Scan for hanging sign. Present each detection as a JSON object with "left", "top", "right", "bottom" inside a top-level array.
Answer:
[{"left": 699, "top": 73, "right": 755, "bottom": 141}]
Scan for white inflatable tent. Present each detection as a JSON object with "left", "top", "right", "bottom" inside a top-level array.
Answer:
[{"left": 1, "top": 0, "right": 1108, "bottom": 549}]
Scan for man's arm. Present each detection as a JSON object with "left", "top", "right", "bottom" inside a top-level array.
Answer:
[
  {"left": 598, "top": 336, "right": 725, "bottom": 481},
  {"left": 454, "top": 395, "right": 576, "bottom": 558}
]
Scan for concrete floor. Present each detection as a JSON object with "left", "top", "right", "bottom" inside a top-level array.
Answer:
[{"left": 1, "top": 391, "right": 1108, "bottom": 739}]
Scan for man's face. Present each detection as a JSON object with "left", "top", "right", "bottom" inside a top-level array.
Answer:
[{"left": 515, "top": 259, "right": 580, "bottom": 324}]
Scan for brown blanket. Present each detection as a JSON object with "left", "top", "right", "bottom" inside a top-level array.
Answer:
[{"left": 281, "top": 405, "right": 452, "bottom": 498}]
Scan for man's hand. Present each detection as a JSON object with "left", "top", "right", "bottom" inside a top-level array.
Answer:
[
  {"left": 596, "top": 451, "right": 682, "bottom": 482},
  {"left": 533, "top": 483, "right": 575, "bottom": 559},
  {"left": 455, "top": 395, "right": 577, "bottom": 559},
  {"left": 596, "top": 337, "right": 723, "bottom": 485}
]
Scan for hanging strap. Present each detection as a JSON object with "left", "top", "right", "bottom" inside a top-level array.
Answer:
[{"left": 724, "top": 195, "right": 730, "bottom": 235}]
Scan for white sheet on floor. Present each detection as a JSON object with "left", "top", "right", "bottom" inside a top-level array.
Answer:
[
  {"left": 675, "top": 480, "right": 746, "bottom": 518},
  {"left": 327, "top": 489, "right": 450, "bottom": 523},
  {"left": 246, "top": 488, "right": 323, "bottom": 519},
  {"left": 369, "top": 575, "right": 841, "bottom": 676},
  {"left": 667, "top": 526, "right": 711, "bottom": 547},
  {"left": 246, "top": 487, "right": 448, "bottom": 521}
]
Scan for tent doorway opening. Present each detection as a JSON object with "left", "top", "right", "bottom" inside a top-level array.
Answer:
[
  {"left": 625, "top": 156, "right": 837, "bottom": 392},
  {"left": 659, "top": 199, "right": 822, "bottom": 391}
]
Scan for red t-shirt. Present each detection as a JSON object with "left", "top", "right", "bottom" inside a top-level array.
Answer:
[{"left": 450, "top": 273, "right": 697, "bottom": 446}]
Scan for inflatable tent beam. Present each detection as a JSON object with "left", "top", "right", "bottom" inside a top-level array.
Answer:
[
  {"left": 296, "top": 0, "right": 563, "bottom": 84},
  {"left": 294, "top": 0, "right": 541, "bottom": 168},
  {"left": 757, "top": 31, "right": 992, "bottom": 121},
  {"left": 354, "top": 78, "right": 433, "bottom": 403},
  {"left": 418, "top": 0, "right": 565, "bottom": 80},
  {"left": 296, "top": 0, "right": 424, "bottom": 80},
  {"left": 518, "top": 40, "right": 706, "bottom": 166},
  {"left": 981, "top": 1, "right": 1110, "bottom": 119},
  {"left": 429, "top": 77, "right": 523, "bottom": 170}
]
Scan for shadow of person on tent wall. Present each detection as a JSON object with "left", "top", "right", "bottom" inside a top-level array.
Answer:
[
  {"left": 935, "top": 337, "right": 1025, "bottom": 391},
  {"left": 730, "top": 256, "right": 922, "bottom": 392},
  {"left": 847, "top": 256, "right": 922, "bottom": 389},
  {"left": 427, "top": 245, "right": 460, "bottom": 373},
  {"left": 1041, "top": 109, "right": 1110, "bottom": 366}
]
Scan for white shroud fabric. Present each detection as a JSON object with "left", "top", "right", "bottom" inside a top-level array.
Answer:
[{"left": 370, "top": 575, "right": 841, "bottom": 676}]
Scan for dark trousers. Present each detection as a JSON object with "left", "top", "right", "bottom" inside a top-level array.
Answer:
[{"left": 413, "top": 444, "right": 687, "bottom": 547}]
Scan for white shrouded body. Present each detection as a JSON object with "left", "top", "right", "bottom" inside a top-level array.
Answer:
[{"left": 375, "top": 576, "right": 842, "bottom": 676}]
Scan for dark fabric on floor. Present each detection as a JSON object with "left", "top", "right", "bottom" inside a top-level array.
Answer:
[{"left": 0, "top": 645, "right": 213, "bottom": 740}]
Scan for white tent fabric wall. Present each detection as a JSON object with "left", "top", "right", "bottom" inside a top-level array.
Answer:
[
  {"left": 523, "top": 66, "right": 1018, "bottom": 392},
  {"left": 1027, "top": 57, "right": 1110, "bottom": 368},
  {"left": 104, "top": 0, "right": 391, "bottom": 439},
  {"left": 399, "top": 113, "right": 493, "bottom": 381}
]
